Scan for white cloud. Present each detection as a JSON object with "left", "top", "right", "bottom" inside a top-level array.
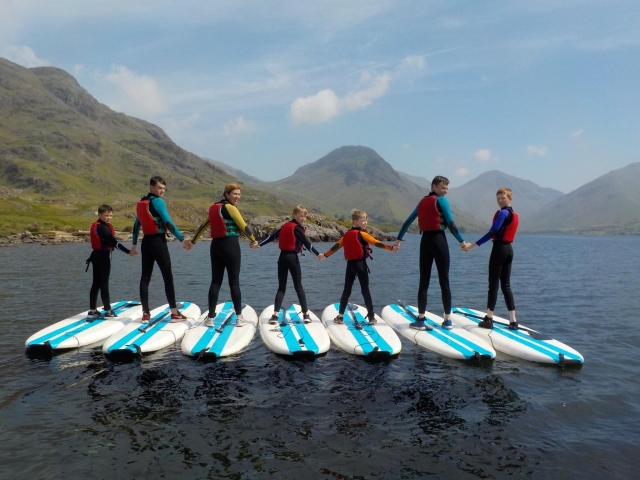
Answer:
[
  {"left": 0, "top": 45, "right": 49, "bottom": 67},
  {"left": 223, "top": 116, "right": 256, "bottom": 137},
  {"left": 290, "top": 72, "right": 391, "bottom": 125},
  {"left": 400, "top": 55, "right": 426, "bottom": 71},
  {"left": 527, "top": 144, "right": 547, "bottom": 156},
  {"left": 455, "top": 167, "right": 469, "bottom": 177},
  {"left": 571, "top": 129, "right": 583, "bottom": 139},
  {"left": 474, "top": 149, "right": 492, "bottom": 162},
  {"left": 104, "top": 65, "right": 167, "bottom": 117}
]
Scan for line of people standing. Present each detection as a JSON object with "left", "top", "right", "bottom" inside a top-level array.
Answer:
[{"left": 87, "top": 175, "right": 519, "bottom": 330}]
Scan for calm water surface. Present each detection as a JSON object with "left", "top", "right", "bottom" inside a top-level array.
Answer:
[{"left": 1, "top": 234, "right": 639, "bottom": 479}]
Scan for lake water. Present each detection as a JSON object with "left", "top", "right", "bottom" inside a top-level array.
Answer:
[{"left": 1, "top": 234, "right": 639, "bottom": 479}]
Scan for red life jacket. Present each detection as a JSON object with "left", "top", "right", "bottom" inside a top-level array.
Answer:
[
  {"left": 493, "top": 207, "right": 519, "bottom": 243},
  {"left": 417, "top": 194, "right": 443, "bottom": 231},
  {"left": 90, "top": 221, "right": 115, "bottom": 251},
  {"left": 209, "top": 202, "right": 226, "bottom": 239},
  {"left": 343, "top": 228, "right": 371, "bottom": 261},
  {"left": 279, "top": 221, "right": 304, "bottom": 253},
  {"left": 136, "top": 195, "right": 163, "bottom": 235}
]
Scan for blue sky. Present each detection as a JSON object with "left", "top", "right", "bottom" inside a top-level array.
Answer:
[{"left": 1, "top": 0, "right": 639, "bottom": 192}]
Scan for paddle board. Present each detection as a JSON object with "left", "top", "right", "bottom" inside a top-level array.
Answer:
[
  {"left": 181, "top": 302, "right": 257, "bottom": 358},
  {"left": 103, "top": 302, "right": 200, "bottom": 356},
  {"left": 259, "top": 304, "right": 330, "bottom": 357},
  {"left": 451, "top": 307, "right": 584, "bottom": 365},
  {"left": 321, "top": 303, "right": 401, "bottom": 357},
  {"left": 25, "top": 301, "right": 143, "bottom": 352},
  {"left": 381, "top": 304, "right": 495, "bottom": 361}
]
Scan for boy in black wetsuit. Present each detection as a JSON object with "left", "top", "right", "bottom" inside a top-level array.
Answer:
[
  {"left": 256, "top": 205, "right": 323, "bottom": 324},
  {"left": 87, "top": 204, "right": 131, "bottom": 317}
]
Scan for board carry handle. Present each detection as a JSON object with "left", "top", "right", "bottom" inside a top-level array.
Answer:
[
  {"left": 452, "top": 308, "right": 552, "bottom": 341},
  {"left": 347, "top": 303, "right": 363, "bottom": 330},
  {"left": 137, "top": 301, "right": 184, "bottom": 333},
  {"left": 397, "top": 300, "right": 433, "bottom": 331}
]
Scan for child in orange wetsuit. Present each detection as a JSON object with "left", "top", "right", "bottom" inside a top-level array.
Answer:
[{"left": 320, "top": 210, "right": 399, "bottom": 324}]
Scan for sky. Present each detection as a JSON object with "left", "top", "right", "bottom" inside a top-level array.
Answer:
[{"left": 1, "top": 0, "right": 639, "bottom": 193}]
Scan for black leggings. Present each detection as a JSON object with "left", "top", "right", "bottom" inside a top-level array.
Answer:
[
  {"left": 339, "top": 259, "right": 374, "bottom": 319},
  {"left": 209, "top": 236, "right": 242, "bottom": 315},
  {"left": 487, "top": 242, "right": 515, "bottom": 311},
  {"left": 140, "top": 234, "right": 177, "bottom": 313},
  {"left": 89, "top": 251, "right": 111, "bottom": 310},
  {"left": 274, "top": 251, "right": 307, "bottom": 313},
  {"left": 418, "top": 230, "right": 451, "bottom": 315}
]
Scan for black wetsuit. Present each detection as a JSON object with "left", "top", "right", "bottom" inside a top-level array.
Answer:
[
  {"left": 259, "top": 221, "right": 320, "bottom": 313},
  {"left": 339, "top": 259, "right": 374, "bottom": 318},
  {"left": 418, "top": 231, "right": 451, "bottom": 315},
  {"left": 487, "top": 242, "right": 515, "bottom": 311},
  {"left": 209, "top": 236, "right": 243, "bottom": 315},
  {"left": 89, "top": 220, "right": 129, "bottom": 311}
]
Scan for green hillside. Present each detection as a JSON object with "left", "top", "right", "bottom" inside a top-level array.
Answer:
[
  {"left": 0, "top": 58, "right": 292, "bottom": 236},
  {"left": 524, "top": 162, "right": 640, "bottom": 234},
  {"left": 268, "top": 146, "right": 486, "bottom": 232}
]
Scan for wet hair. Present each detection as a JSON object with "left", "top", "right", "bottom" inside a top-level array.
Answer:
[
  {"left": 292, "top": 205, "right": 308, "bottom": 216},
  {"left": 431, "top": 175, "right": 450, "bottom": 188},
  {"left": 497, "top": 187, "right": 513, "bottom": 200},
  {"left": 351, "top": 209, "right": 367, "bottom": 221},
  {"left": 150, "top": 176, "right": 166, "bottom": 186},
  {"left": 98, "top": 204, "right": 113, "bottom": 215},
  {"left": 223, "top": 183, "right": 241, "bottom": 199}
]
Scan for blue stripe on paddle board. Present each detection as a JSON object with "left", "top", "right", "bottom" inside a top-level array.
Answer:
[
  {"left": 208, "top": 306, "right": 238, "bottom": 356},
  {"left": 391, "top": 304, "right": 494, "bottom": 359},
  {"left": 455, "top": 307, "right": 582, "bottom": 363},
  {"left": 286, "top": 305, "right": 319, "bottom": 354},
  {"left": 189, "top": 302, "right": 235, "bottom": 356},
  {"left": 28, "top": 301, "right": 131, "bottom": 348},
  {"left": 105, "top": 304, "right": 179, "bottom": 353},
  {"left": 349, "top": 307, "right": 394, "bottom": 354},
  {"left": 279, "top": 308, "right": 304, "bottom": 353}
]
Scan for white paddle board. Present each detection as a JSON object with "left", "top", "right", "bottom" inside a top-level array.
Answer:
[
  {"left": 321, "top": 303, "right": 401, "bottom": 357},
  {"left": 181, "top": 302, "right": 257, "bottom": 358},
  {"left": 259, "top": 304, "right": 330, "bottom": 356},
  {"left": 381, "top": 304, "right": 495, "bottom": 361},
  {"left": 25, "top": 301, "right": 143, "bottom": 351},
  {"left": 451, "top": 307, "right": 584, "bottom": 365},
  {"left": 103, "top": 302, "right": 200, "bottom": 356}
]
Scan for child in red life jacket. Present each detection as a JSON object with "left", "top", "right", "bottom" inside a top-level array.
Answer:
[
  {"left": 87, "top": 204, "right": 131, "bottom": 318},
  {"left": 320, "top": 210, "right": 399, "bottom": 324},
  {"left": 256, "top": 205, "right": 324, "bottom": 324}
]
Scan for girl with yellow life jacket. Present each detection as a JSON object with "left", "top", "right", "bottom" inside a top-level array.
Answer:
[
  {"left": 463, "top": 187, "right": 520, "bottom": 330},
  {"left": 321, "top": 210, "right": 399, "bottom": 324},
  {"left": 256, "top": 205, "right": 323, "bottom": 324},
  {"left": 191, "top": 183, "right": 258, "bottom": 327}
]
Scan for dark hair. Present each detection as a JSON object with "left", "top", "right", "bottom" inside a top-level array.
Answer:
[
  {"left": 150, "top": 176, "right": 166, "bottom": 186},
  {"left": 431, "top": 175, "right": 450, "bottom": 188},
  {"left": 98, "top": 204, "right": 113, "bottom": 215}
]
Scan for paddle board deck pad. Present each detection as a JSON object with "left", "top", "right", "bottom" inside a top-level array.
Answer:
[
  {"left": 321, "top": 303, "right": 401, "bottom": 357},
  {"left": 381, "top": 304, "right": 495, "bottom": 361},
  {"left": 259, "top": 304, "right": 330, "bottom": 357},
  {"left": 25, "top": 301, "right": 143, "bottom": 351},
  {"left": 451, "top": 307, "right": 584, "bottom": 365},
  {"left": 103, "top": 302, "right": 200, "bottom": 357},
  {"left": 181, "top": 302, "right": 257, "bottom": 358}
]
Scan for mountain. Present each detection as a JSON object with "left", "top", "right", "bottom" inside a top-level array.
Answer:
[
  {"left": 524, "top": 162, "right": 640, "bottom": 234},
  {"left": 268, "top": 146, "right": 486, "bottom": 231},
  {"left": 205, "top": 158, "right": 264, "bottom": 184},
  {"left": 0, "top": 58, "right": 291, "bottom": 235},
  {"left": 398, "top": 171, "right": 431, "bottom": 190},
  {"left": 446, "top": 170, "right": 565, "bottom": 222}
]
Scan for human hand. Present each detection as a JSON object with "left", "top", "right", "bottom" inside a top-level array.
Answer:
[
  {"left": 129, "top": 246, "right": 138, "bottom": 257},
  {"left": 317, "top": 254, "right": 326, "bottom": 260},
  {"left": 393, "top": 239, "right": 401, "bottom": 247},
  {"left": 249, "top": 241, "right": 259, "bottom": 249},
  {"left": 391, "top": 245, "right": 399, "bottom": 253},
  {"left": 182, "top": 239, "right": 194, "bottom": 251}
]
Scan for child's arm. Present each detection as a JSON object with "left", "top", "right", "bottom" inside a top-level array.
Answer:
[
  {"left": 360, "top": 231, "right": 397, "bottom": 252},
  {"left": 437, "top": 196, "right": 464, "bottom": 243},
  {"left": 258, "top": 227, "right": 281, "bottom": 247},
  {"left": 396, "top": 206, "right": 418, "bottom": 241},
  {"left": 97, "top": 224, "right": 131, "bottom": 254},
  {"left": 322, "top": 236, "right": 345, "bottom": 258},
  {"left": 294, "top": 225, "right": 321, "bottom": 256}
]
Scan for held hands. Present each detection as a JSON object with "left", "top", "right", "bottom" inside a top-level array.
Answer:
[
  {"left": 461, "top": 241, "right": 476, "bottom": 252},
  {"left": 129, "top": 245, "right": 139, "bottom": 257},
  {"left": 391, "top": 244, "right": 400, "bottom": 253},
  {"left": 182, "top": 239, "right": 194, "bottom": 251},
  {"left": 249, "top": 241, "right": 260, "bottom": 249},
  {"left": 317, "top": 254, "right": 326, "bottom": 261}
]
